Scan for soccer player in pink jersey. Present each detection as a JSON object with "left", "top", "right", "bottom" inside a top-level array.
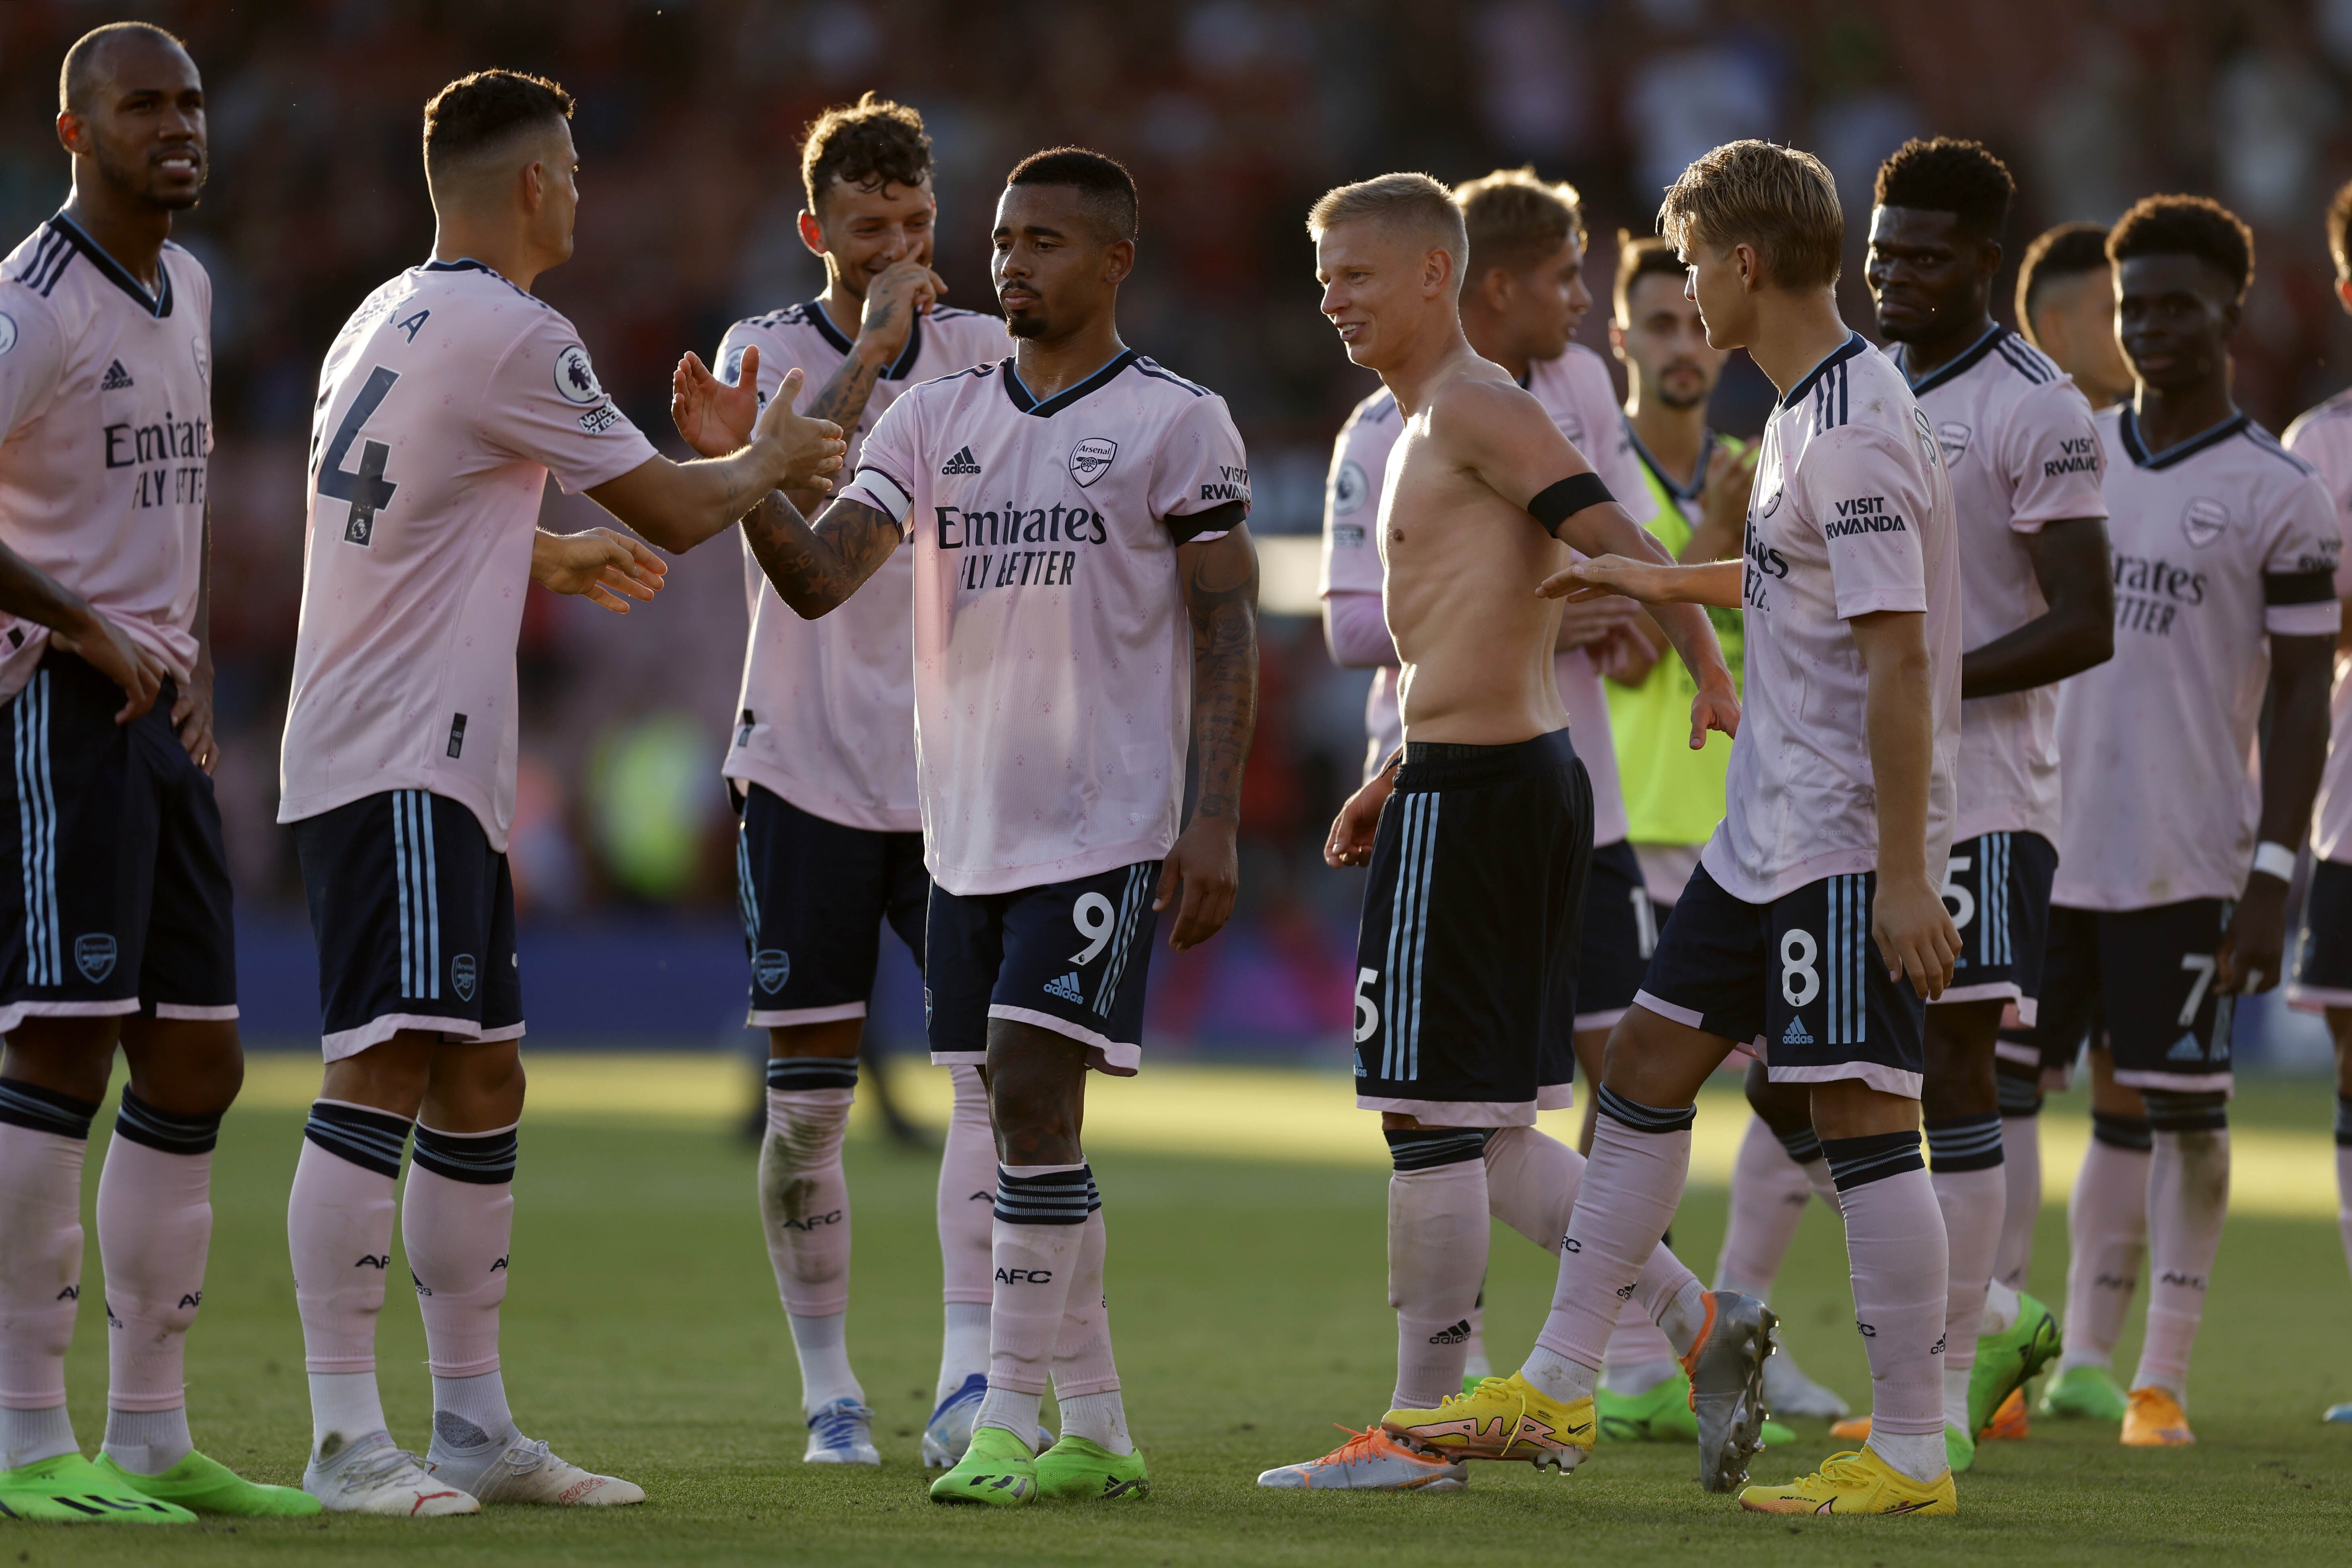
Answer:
[
  {"left": 1530, "top": 142, "right": 1969, "bottom": 1514},
  {"left": 674, "top": 146, "right": 1259, "bottom": 1508},
  {"left": 276, "top": 71, "right": 844, "bottom": 1515},
  {"left": 0, "top": 22, "right": 318, "bottom": 1526},
  {"left": 2016, "top": 225, "right": 2135, "bottom": 412},
  {"left": 2284, "top": 178, "right": 2352, "bottom": 1428},
  {"left": 2014, "top": 198, "right": 2338, "bottom": 1450},
  {"left": 671, "top": 94, "right": 1013, "bottom": 1473}
]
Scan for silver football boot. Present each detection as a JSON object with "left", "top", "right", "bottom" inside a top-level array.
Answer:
[{"left": 1686, "top": 1290, "right": 1777, "bottom": 1493}]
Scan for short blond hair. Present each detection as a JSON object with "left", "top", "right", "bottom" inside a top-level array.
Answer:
[
  {"left": 1658, "top": 140, "right": 1843, "bottom": 291},
  {"left": 1308, "top": 172, "right": 1466, "bottom": 272},
  {"left": 1454, "top": 167, "right": 1584, "bottom": 280}
]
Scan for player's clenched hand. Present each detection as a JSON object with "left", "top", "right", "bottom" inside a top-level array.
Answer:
[
  {"left": 2217, "top": 873, "right": 2288, "bottom": 995},
  {"left": 52, "top": 604, "right": 161, "bottom": 723},
  {"left": 531, "top": 527, "right": 669, "bottom": 613},
  {"left": 1157, "top": 817, "right": 1239, "bottom": 950},
  {"left": 1870, "top": 872, "right": 1959, "bottom": 1001},
  {"left": 1688, "top": 668, "right": 1740, "bottom": 748},
  {"left": 171, "top": 663, "right": 218, "bottom": 774},
  {"left": 856, "top": 261, "right": 947, "bottom": 363},
  {"left": 1324, "top": 768, "right": 1394, "bottom": 869},
  {"left": 671, "top": 346, "right": 760, "bottom": 459},
  {"left": 748, "top": 366, "right": 846, "bottom": 495}
]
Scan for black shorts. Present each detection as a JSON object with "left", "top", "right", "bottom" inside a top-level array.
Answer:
[
  {"left": 735, "top": 785, "right": 927, "bottom": 1027},
  {"left": 291, "top": 789, "right": 521, "bottom": 1062},
  {"left": 2291, "top": 858, "right": 2352, "bottom": 1010},
  {"left": 2018, "top": 900, "right": 2233, "bottom": 1094},
  {"left": 1574, "top": 839, "right": 1656, "bottom": 1033},
  {"left": 1635, "top": 861, "right": 1927, "bottom": 1098},
  {"left": 1353, "top": 730, "right": 1592, "bottom": 1125},
  {"left": 1937, "top": 830, "right": 2057, "bottom": 1019},
  {"left": 925, "top": 860, "right": 1160, "bottom": 1076},
  {"left": 0, "top": 650, "right": 235, "bottom": 1034}
]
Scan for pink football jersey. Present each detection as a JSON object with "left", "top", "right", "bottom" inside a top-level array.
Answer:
[
  {"left": 1705, "top": 334, "right": 1962, "bottom": 905},
  {"left": 0, "top": 216, "right": 213, "bottom": 700},
  {"left": 716, "top": 301, "right": 1010, "bottom": 832},
  {"left": 2052, "top": 406, "right": 2341, "bottom": 910},
  {"left": 1896, "top": 328, "right": 2107, "bottom": 844},
  {"left": 2285, "top": 389, "right": 2352, "bottom": 865},
  {"left": 278, "top": 260, "right": 657, "bottom": 849},
  {"left": 838, "top": 350, "right": 1246, "bottom": 896}
]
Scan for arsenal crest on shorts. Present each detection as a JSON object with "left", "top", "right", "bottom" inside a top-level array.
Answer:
[{"left": 1069, "top": 437, "right": 1117, "bottom": 488}]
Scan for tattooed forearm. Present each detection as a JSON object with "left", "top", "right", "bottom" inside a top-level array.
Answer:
[
  {"left": 782, "top": 354, "right": 887, "bottom": 515},
  {"left": 1179, "top": 528, "right": 1260, "bottom": 825},
  {"left": 740, "top": 493, "right": 902, "bottom": 619}
]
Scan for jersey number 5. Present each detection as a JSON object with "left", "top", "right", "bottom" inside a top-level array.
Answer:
[{"left": 319, "top": 366, "right": 402, "bottom": 547}]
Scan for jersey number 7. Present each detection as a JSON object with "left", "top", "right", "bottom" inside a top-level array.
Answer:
[{"left": 319, "top": 365, "right": 402, "bottom": 547}]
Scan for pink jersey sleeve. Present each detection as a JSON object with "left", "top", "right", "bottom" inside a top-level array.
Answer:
[
  {"left": 2260, "top": 463, "right": 2346, "bottom": 638},
  {"left": 1801, "top": 424, "right": 1931, "bottom": 620},
  {"left": 2001, "top": 377, "right": 2107, "bottom": 529},
  {"left": 1150, "top": 393, "right": 1250, "bottom": 541},
  {"left": 0, "top": 292, "right": 64, "bottom": 441},
  {"left": 476, "top": 311, "right": 657, "bottom": 494},
  {"left": 837, "top": 386, "right": 923, "bottom": 533}
]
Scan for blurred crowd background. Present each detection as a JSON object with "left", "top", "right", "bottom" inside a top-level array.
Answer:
[{"left": 3, "top": 0, "right": 2350, "bottom": 1052}]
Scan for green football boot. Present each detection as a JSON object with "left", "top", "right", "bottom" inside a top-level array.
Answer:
[
  {"left": 929, "top": 1424, "right": 1038, "bottom": 1507},
  {"left": 1595, "top": 1370, "right": 1794, "bottom": 1446},
  {"left": 1968, "top": 1290, "right": 2064, "bottom": 1437},
  {"left": 1945, "top": 1420, "right": 1977, "bottom": 1473},
  {"left": 0, "top": 1453, "right": 195, "bottom": 1524},
  {"left": 2038, "top": 1362, "right": 2130, "bottom": 1422},
  {"left": 1034, "top": 1435, "right": 1149, "bottom": 1500},
  {"left": 93, "top": 1450, "right": 321, "bottom": 1517}
]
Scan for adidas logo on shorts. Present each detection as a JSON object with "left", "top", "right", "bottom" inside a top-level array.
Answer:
[
  {"left": 1042, "top": 972, "right": 1084, "bottom": 1003},
  {"left": 99, "top": 359, "right": 134, "bottom": 390},
  {"left": 940, "top": 444, "right": 982, "bottom": 475},
  {"left": 2166, "top": 1031, "right": 2204, "bottom": 1061},
  {"left": 1781, "top": 1016, "right": 1814, "bottom": 1046}
]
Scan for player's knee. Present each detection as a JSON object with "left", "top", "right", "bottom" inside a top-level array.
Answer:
[
  {"left": 418, "top": 1038, "right": 525, "bottom": 1130},
  {"left": 122, "top": 1017, "right": 244, "bottom": 1117},
  {"left": 1744, "top": 1069, "right": 1812, "bottom": 1137},
  {"left": 1995, "top": 1062, "right": 2044, "bottom": 1119},
  {"left": 1, "top": 1016, "right": 120, "bottom": 1103},
  {"left": 2140, "top": 1089, "right": 2227, "bottom": 1135}
]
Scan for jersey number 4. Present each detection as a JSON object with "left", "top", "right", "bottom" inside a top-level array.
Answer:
[{"left": 319, "top": 365, "right": 401, "bottom": 547}]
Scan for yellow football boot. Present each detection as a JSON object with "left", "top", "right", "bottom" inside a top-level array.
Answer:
[
  {"left": 1738, "top": 1447, "right": 1956, "bottom": 1516},
  {"left": 2121, "top": 1386, "right": 2195, "bottom": 1447},
  {"left": 1381, "top": 1374, "right": 1594, "bottom": 1471}
]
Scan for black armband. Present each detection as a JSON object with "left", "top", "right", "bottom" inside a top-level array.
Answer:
[
  {"left": 1168, "top": 499, "right": 1248, "bottom": 544},
  {"left": 1527, "top": 472, "right": 1615, "bottom": 533},
  {"left": 2263, "top": 567, "right": 2336, "bottom": 606}
]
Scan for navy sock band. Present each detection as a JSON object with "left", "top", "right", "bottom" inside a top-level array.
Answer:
[
  {"left": 994, "top": 1164, "right": 1098, "bottom": 1226},
  {"left": 1924, "top": 1113, "right": 2004, "bottom": 1174},
  {"left": 412, "top": 1123, "right": 519, "bottom": 1185},
  {"left": 1384, "top": 1127, "right": 1491, "bottom": 1172},
  {"left": 1819, "top": 1129, "right": 1924, "bottom": 1192},
  {"left": 0, "top": 1078, "right": 98, "bottom": 1141},
  {"left": 766, "top": 1057, "right": 859, "bottom": 1092},
  {"left": 2142, "top": 1092, "right": 2228, "bottom": 1134},
  {"left": 303, "top": 1100, "right": 414, "bottom": 1179},
  {"left": 1995, "top": 1070, "right": 2044, "bottom": 1117},
  {"left": 1596, "top": 1086, "right": 1696, "bottom": 1135},
  {"left": 2089, "top": 1111, "right": 2153, "bottom": 1152},
  {"left": 2337, "top": 1094, "right": 2352, "bottom": 1148},
  {"left": 1772, "top": 1125, "right": 1824, "bottom": 1165},
  {"left": 113, "top": 1088, "right": 222, "bottom": 1155}
]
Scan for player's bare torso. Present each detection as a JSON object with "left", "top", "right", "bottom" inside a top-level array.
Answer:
[{"left": 1380, "top": 356, "right": 1573, "bottom": 747}]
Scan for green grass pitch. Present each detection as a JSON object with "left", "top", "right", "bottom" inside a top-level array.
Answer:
[{"left": 16, "top": 1076, "right": 2352, "bottom": 1566}]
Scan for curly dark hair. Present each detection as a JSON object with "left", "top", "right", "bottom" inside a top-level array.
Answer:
[
  {"left": 800, "top": 93, "right": 932, "bottom": 214},
  {"left": 2108, "top": 194, "right": 2254, "bottom": 301},
  {"left": 1873, "top": 137, "right": 2014, "bottom": 239},
  {"left": 423, "top": 70, "right": 573, "bottom": 170}
]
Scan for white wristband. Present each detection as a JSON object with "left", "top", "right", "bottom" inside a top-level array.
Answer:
[{"left": 2252, "top": 840, "right": 2298, "bottom": 882}]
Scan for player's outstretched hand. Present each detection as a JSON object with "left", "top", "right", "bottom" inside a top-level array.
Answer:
[
  {"left": 1324, "top": 767, "right": 1394, "bottom": 870},
  {"left": 171, "top": 666, "right": 218, "bottom": 773},
  {"left": 671, "top": 345, "right": 760, "bottom": 459},
  {"left": 1540, "top": 553, "right": 1668, "bottom": 604},
  {"left": 1870, "top": 872, "right": 1959, "bottom": 1001},
  {"left": 749, "top": 366, "right": 846, "bottom": 495},
  {"left": 1157, "top": 816, "right": 1239, "bottom": 950},
  {"left": 2217, "top": 872, "right": 2289, "bottom": 995},
  {"left": 531, "top": 527, "right": 669, "bottom": 613},
  {"left": 52, "top": 604, "right": 161, "bottom": 723}
]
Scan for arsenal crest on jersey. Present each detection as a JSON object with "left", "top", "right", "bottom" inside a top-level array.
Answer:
[
  {"left": 2181, "top": 497, "right": 2229, "bottom": 548},
  {"left": 1069, "top": 437, "right": 1117, "bottom": 488}
]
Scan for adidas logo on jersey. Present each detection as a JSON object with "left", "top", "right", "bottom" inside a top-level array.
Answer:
[
  {"left": 1781, "top": 1016, "right": 1814, "bottom": 1046},
  {"left": 2166, "top": 1031, "right": 2205, "bottom": 1061},
  {"left": 941, "top": 445, "right": 982, "bottom": 475},
  {"left": 1042, "top": 972, "right": 1084, "bottom": 1003},
  {"left": 98, "top": 359, "right": 133, "bottom": 390}
]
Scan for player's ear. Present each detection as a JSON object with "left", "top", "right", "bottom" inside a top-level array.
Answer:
[
  {"left": 1423, "top": 245, "right": 1455, "bottom": 299},
  {"left": 54, "top": 110, "right": 87, "bottom": 158},
  {"left": 797, "top": 209, "right": 827, "bottom": 258},
  {"left": 1102, "top": 237, "right": 1135, "bottom": 287},
  {"left": 2336, "top": 275, "right": 2352, "bottom": 315}
]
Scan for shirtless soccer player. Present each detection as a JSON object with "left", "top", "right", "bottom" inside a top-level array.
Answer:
[
  {"left": 2284, "top": 178, "right": 2352, "bottom": 1427},
  {"left": 672, "top": 93, "right": 1012, "bottom": 1470},
  {"left": 1524, "top": 141, "right": 1967, "bottom": 1515},
  {"left": 277, "top": 71, "right": 844, "bottom": 1514},
  {"left": 1736, "top": 139, "right": 2113, "bottom": 1469},
  {"left": 2021, "top": 197, "right": 2336, "bottom": 1447},
  {"left": 1309, "top": 169, "right": 1736, "bottom": 1447},
  {"left": 682, "top": 147, "right": 1259, "bottom": 1508},
  {"left": 1265, "top": 173, "right": 1746, "bottom": 1495},
  {"left": 0, "top": 23, "right": 314, "bottom": 1526}
]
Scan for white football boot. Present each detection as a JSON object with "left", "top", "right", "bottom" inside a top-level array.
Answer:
[
  {"left": 804, "top": 1398, "right": 881, "bottom": 1465},
  {"left": 1761, "top": 1345, "right": 1851, "bottom": 1420},
  {"left": 426, "top": 1434, "right": 644, "bottom": 1506},
  {"left": 304, "top": 1432, "right": 479, "bottom": 1516},
  {"left": 921, "top": 1373, "right": 1055, "bottom": 1468}
]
